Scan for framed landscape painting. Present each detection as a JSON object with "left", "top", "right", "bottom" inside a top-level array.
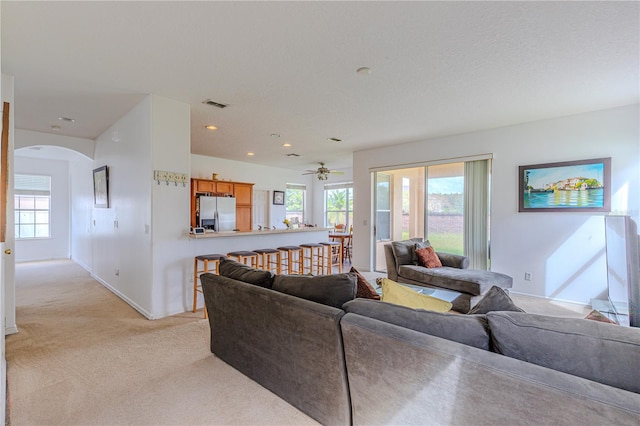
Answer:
[
  {"left": 93, "top": 165, "right": 109, "bottom": 208},
  {"left": 519, "top": 157, "right": 611, "bottom": 212}
]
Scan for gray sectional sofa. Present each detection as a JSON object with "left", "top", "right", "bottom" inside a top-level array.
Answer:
[
  {"left": 201, "top": 259, "right": 640, "bottom": 426},
  {"left": 385, "top": 238, "right": 513, "bottom": 312}
]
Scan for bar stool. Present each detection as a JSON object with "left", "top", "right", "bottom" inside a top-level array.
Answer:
[
  {"left": 300, "top": 243, "right": 325, "bottom": 275},
  {"left": 277, "top": 245, "right": 303, "bottom": 275},
  {"left": 320, "top": 241, "right": 342, "bottom": 274},
  {"left": 253, "top": 248, "right": 281, "bottom": 274},
  {"left": 193, "top": 254, "right": 226, "bottom": 318},
  {"left": 226, "top": 251, "right": 259, "bottom": 268}
]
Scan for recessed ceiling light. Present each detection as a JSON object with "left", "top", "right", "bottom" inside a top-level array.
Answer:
[
  {"left": 356, "top": 67, "right": 371, "bottom": 75},
  {"left": 58, "top": 116, "right": 76, "bottom": 123},
  {"left": 247, "top": 152, "right": 255, "bottom": 156},
  {"left": 205, "top": 125, "right": 218, "bottom": 130},
  {"left": 327, "top": 137, "right": 342, "bottom": 142},
  {"left": 283, "top": 143, "right": 292, "bottom": 147},
  {"left": 51, "top": 125, "right": 61, "bottom": 131}
]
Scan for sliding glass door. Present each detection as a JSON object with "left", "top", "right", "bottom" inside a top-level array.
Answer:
[{"left": 373, "top": 158, "right": 490, "bottom": 272}]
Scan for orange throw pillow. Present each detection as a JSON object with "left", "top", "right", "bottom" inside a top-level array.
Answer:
[{"left": 415, "top": 246, "right": 442, "bottom": 268}]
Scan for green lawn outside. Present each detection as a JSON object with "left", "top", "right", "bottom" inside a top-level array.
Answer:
[{"left": 399, "top": 231, "right": 463, "bottom": 255}]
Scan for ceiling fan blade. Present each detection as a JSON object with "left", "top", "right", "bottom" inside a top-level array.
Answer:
[
  {"left": 330, "top": 171, "right": 344, "bottom": 175},
  {"left": 302, "top": 171, "right": 316, "bottom": 175}
]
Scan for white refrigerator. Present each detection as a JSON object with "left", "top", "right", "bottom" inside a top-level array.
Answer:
[{"left": 199, "top": 196, "right": 236, "bottom": 231}]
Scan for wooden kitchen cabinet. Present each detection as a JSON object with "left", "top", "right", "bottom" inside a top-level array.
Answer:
[
  {"left": 190, "top": 178, "right": 254, "bottom": 231},
  {"left": 215, "top": 181, "right": 234, "bottom": 195},
  {"left": 235, "top": 206, "right": 253, "bottom": 233},
  {"left": 195, "top": 179, "right": 215, "bottom": 193}
]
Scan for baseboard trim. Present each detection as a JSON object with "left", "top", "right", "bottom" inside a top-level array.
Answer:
[
  {"left": 90, "top": 274, "right": 154, "bottom": 320},
  {"left": 509, "top": 290, "right": 590, "bottom": 307},
  {"left": 3, "top": 326, "right": 18, "bottom": 336}
]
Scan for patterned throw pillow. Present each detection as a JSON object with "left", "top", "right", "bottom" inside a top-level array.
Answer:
[
  {"left": 350, "top": 267, "right": 381, "bottom": 300},
  {"left": 584, "top": 310, "right": 618, "bottom": 324},
  {"left": 415, "top": 246, "right": 442, "bottom": 268}
]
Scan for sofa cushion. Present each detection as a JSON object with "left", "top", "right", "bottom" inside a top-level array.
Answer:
[
  {"left": 487, "top": 311, "right": 640, "bottom": 393},
  {"left": 415, "top": 246, "right": 442, "bottom": 268},
  {"left": 399, "top": 265, "right": 513, "bottom": 296},
  {"left": 350, "top": 267, "right": 380, "bottom": 300},
  {"left": 380, "top": 278, "right": 452, "bottom": 312},
  {"left": 468, "top": 286, "right": 524, "bottom": 314},
  {"left": 343, "top": 298, "right": 491, "bottom": 350},
  {"left": 391, "top": 238, "right": 424, "bottom": 267},
  {"left": 218, "top": 258, "right": 275, "bottom": 288},
  {"left": 272, "top": 272, "right": 357, "bottom": 308}
]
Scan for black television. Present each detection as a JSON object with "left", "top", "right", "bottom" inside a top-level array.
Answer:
[{"left": 604, "top": 215, "right": 640, "bottom": 327}]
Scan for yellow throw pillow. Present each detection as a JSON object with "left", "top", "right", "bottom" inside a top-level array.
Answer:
[{"left": 380, "top": 278, "right": 452, "bottom": 312}]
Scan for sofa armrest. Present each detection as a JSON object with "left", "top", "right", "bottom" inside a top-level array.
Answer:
[
  {"left": 437, "top": 252, "right": 469, "bottom": 269},
  {"left": 384, "top": 244, "right": 399, "bottom": 280}
]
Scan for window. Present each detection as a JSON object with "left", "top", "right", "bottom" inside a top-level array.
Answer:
[
  {"left": 285, "top": 183, "right": 306, "bottom": 225},
  {"left": 15, "top": 174, "right": 51, "bottom": 239},
  {"left": 325, "top": 183, "right": 353, "bottom": 229}
]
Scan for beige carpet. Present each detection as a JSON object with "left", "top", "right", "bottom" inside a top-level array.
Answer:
[{"left": 7, "top": 260, "right": 318, "bottom": 426}]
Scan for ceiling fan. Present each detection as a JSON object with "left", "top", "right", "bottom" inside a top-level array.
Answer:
[{"left": 302, "top": 162, "right": 344, "bottom": 180}]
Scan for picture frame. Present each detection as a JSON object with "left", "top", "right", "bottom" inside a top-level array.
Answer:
[
  {"left": 519, "top": 157, "right": 611, "bottom": 213},
  {"left": 273, "top": 190, "right": 285, "bottom": 205},
  {"left": 93, "top": 165, "right": 110, "bottom": 208}
]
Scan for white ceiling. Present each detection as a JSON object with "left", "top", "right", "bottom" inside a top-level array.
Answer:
[{"left": 3, "top": 1, "right": 639, "bottom": 171}]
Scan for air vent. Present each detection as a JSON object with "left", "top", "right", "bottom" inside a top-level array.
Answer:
[
  {"left": 286, "top": 153, "right": 301, "bottom": 157},
  {"left": 202, "top": 99, "right": 228, "bottom": 109},
  {"left": 327, "top": 137, "right": 342, "bottom": 142}
]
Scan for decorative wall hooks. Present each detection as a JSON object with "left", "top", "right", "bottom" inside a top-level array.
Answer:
[{"left": 154, "top": 170, "right": 188, "bottom": 186}]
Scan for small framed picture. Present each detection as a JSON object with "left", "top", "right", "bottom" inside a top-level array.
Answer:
[
  {"left": 93, "top": 165, "right": 109, "bottom": 208},
  {"left": 273, "top": 190, "right": 285, "bottom": 205}
]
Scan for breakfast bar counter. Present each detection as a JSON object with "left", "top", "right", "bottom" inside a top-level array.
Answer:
[
  {"left": 188, "top": 227, "right": 331, "bottom": 239},
  {"left": 186, "top": 227, "right": 331, "bottom": 257}
]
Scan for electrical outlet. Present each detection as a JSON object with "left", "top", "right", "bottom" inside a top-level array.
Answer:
[{"left": 524, "top": 272, "right": 532, "bottom": 281}]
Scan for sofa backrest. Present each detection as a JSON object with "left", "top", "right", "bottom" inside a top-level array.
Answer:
[
  {"left": 201, "top": 273, "right": 351, "bottom": 426},
  {"left": 488, "top": 311, "right": 640, "bottom": 394}
]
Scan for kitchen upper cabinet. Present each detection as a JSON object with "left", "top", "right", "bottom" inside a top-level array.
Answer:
[
  {"left": 195, "top": 179, "right": 215, "bottom": 193},
  {"left": 215, "top": 181, "right": 234, "bottom": 195}
]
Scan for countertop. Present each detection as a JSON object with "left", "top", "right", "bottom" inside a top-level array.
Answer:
[{"left": 187, "top": 227, "right": 330, "bottom": 239}]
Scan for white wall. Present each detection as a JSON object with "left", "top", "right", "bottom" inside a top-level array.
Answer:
[
  {"left": 69, "top": 155, "right": 95, "bottom": 271},
  {"left": 91, "top": 95, "right": 154, "bottom": 316},
  {"left": 191, "top": 154, "right": 316, "bottom": 228},
  {"left": 150, "top": 95, "right": 191, "bottom": 317},
  {"left": 15, "top": 129, "right": 95, "bottom": 159},
  {"left": 14, "top": 156, "right": 69, "bottom": 262},
  {"left": 354, "top": 104, "right": 639, "bottom": 305}
]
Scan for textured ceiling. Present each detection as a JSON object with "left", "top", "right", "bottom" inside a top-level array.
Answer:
[{"left": 3, "top": 1, "right": 639, "bottom": 171}]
